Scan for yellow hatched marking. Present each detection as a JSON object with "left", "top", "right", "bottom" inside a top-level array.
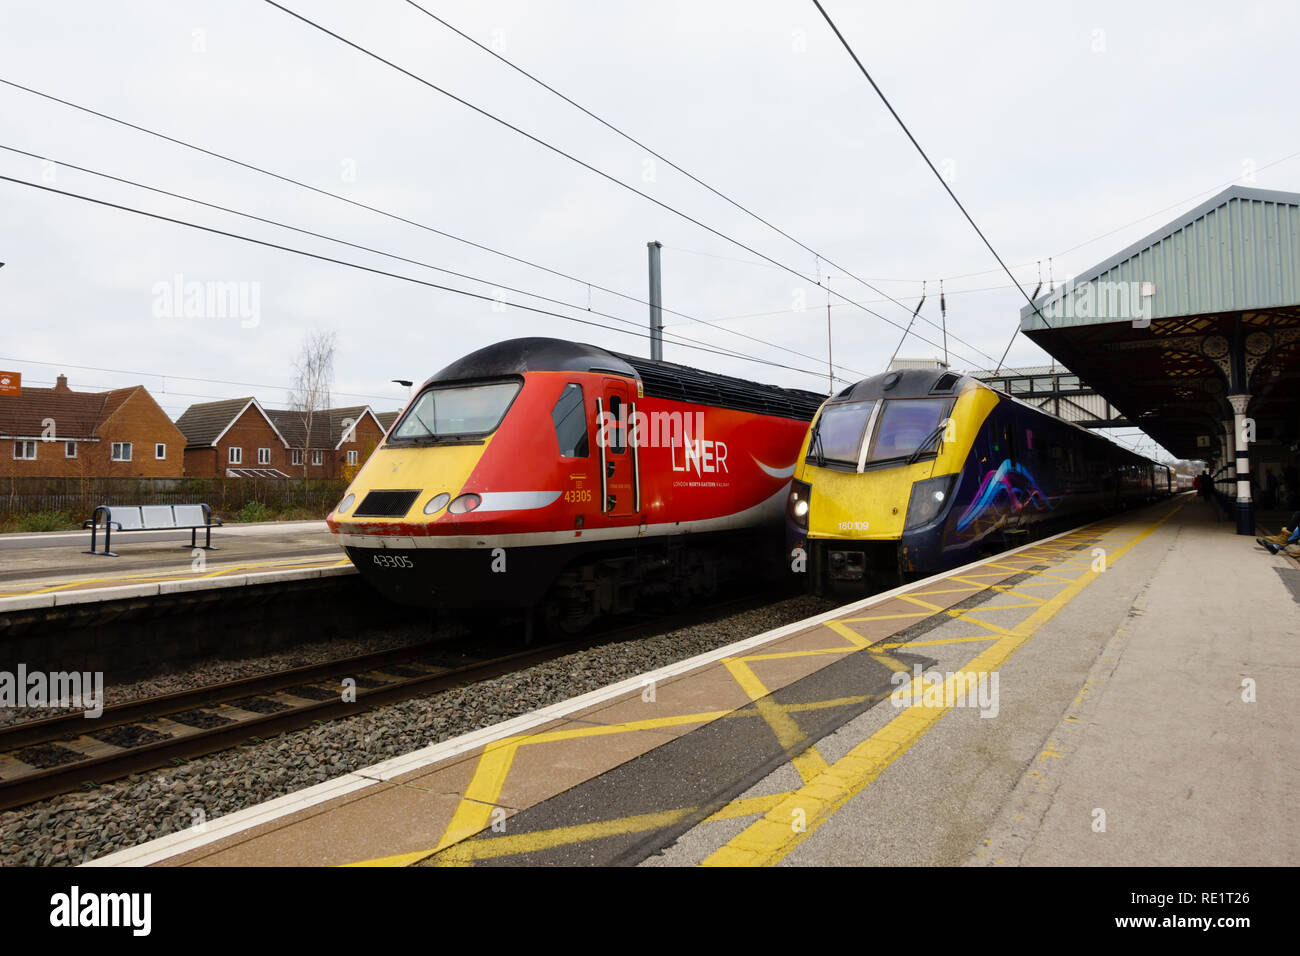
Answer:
[
  {"left": 945, "top": 611, "right": 1020, "bottom": 638},
  {"left": 725, "top": 658, "right": 828, "bottom": 783},
  {"left": 829, "top": 611, "right": 931, "bottom": 625},
  {"left": 424, "top": 791, "right": 797, "bottom": 866},
  {"left": 351, "top": 708, "right": 734, "bottom": 866},
  {"left": 735, "top": 647, "right": 851, "bottom": 663},
  {"left": 426, "top": 810, "right": 693, "bottom": 865},
  {"left": 988, "top": 586, "right": 1048, "bottom": 604},
  {"left": 348, "top": 508, "right": 1178, "bottom": 868},
  {"left": 700, "top": 500, "right": 1185, "bottom": 867},
  {"left": 435, "top": 741, "right": 520, "bottom": 852},
  {"left": 872, "top": 634, "right": 997, "bottom": 650},
  {"left": 895, "top": 594, "right": 945, "bottom": 613},
  {"left": 823, "top": 619, "right": 873, "bottom": 648},
  {"left": 704, "top": 792, "right": 789, "bottom": 822},
  {"left": 905, "top": 586, "right": 982, "bottom": 597}
]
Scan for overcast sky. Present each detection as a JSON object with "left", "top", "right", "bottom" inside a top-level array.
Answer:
[{"left": 2, "top": 0, "right": 1297, "bottom": 459}]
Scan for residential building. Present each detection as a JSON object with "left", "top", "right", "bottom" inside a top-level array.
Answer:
[
  {"left": 0, "top": 375, "right": 185, "bottom": 477},
  {"left": 266, "top": 406, "right": 387, "bottom": 479},
  {"left": 175, "top": 397, "right": 291, "bottom": 477},
  {"left": 174, "top": 399, "right": 394, "bottom": 479}
]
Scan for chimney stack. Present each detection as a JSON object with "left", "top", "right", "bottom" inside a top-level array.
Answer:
[{"left": 54, "top": 374, "right": 69, "bottom": 392}]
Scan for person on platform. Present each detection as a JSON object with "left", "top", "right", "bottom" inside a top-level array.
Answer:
[
  {"left": 1258, "top": 511, "right": 1300, "bottom": 554},
  {"left": 1198, "top": 471, "right": 1214, "bottom": 500}
]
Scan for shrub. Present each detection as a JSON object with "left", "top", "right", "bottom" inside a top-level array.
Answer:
[
  {"left": 16, "top": 511, "right": 76, "bottom": 532},
  {"left": 237, "top": 500, "right": 272, "bottom": 523},
  {"left": 274, "top": 504, "right": 328, "bottom": 522}
]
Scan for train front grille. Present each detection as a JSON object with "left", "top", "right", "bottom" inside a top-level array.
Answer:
[{"left": 353, "top": 489, "right": 421, "bottom": 517}]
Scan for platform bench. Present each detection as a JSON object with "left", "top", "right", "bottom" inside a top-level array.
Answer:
[{"left": 82, "top": 504, "right": 223, "bottom": 557}]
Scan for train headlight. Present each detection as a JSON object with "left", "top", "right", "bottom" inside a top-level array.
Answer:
[
  {"left": 787, "top": 479, "right": 812, "bottom": 530},
  {"left": 904, "top": 475, "right": 957, "bottom": 531},
  {"left": 337, "top": 493, "right": 355, "bottom": 514},
  {"left": 423, "top": 492, "right": 450, "bottom": 515},
  {"left": 448, "top": 493, "right": 482, "bottom": 515}
]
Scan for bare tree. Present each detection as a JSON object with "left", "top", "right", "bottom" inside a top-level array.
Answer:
[{"left": 288, "top": 330, "right": 337, "bottom": 481}]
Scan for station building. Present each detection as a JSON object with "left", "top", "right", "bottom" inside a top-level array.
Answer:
[{"left": 1015, "top": 185, "right": 1300, "bottom": 534}]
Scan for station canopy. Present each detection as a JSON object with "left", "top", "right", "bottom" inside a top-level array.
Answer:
[{"left": 1018, "top": 186, "right": 1300, "bottom": 462}]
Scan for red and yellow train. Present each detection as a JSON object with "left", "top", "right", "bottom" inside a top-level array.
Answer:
[{"left": 327, "top": 337, "right": 823, "bottom": 632}]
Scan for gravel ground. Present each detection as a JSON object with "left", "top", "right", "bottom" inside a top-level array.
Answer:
[
  {"left": 0, "top": 626, "right": 452, "bottom": 729},
  {"left": 0, "top": 593, "right": 833, "bottom": 866}
]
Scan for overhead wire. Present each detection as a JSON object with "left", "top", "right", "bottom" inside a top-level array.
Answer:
[
  {"left": 399, "top": 0, "right": 1000, "bottom": 367},
  {"left": 0, "top": 142, "right": 831, "bottom": 376},
  {"left": 0, "top": 77, "right": 864, "bottom": 381},
  {"left": 259, "top": 0, "right": 989, "bottom": 371},
  {"left": 809, "top": 0, "right": 1051, "bottom": 373},
  {"left": 0, "top": 173, "right": 849, "bottom": 383}
]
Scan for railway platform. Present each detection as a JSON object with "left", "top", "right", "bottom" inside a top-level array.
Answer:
[
  {"left": 0, "top": 520, "right": 350, "bottom": 606},
  {"left": 86, "top": 494, "right": 1299, "bottom": 867}
]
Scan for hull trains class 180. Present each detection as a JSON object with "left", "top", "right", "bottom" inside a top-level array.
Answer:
[
  {"left": 328, "top": 337, "right": 824, "bottom": 633},
  {"left": 786, "top": 367, "right": 1178, "bottom": 598}
]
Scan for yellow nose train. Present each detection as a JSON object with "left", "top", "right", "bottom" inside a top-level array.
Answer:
[{"left": 785, "top": 368, "right": 1174, "bottom": 597}]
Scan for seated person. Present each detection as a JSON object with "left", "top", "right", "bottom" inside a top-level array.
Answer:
[{"left": 1259, "top": 511, "right": 1300, "bottom": 553}]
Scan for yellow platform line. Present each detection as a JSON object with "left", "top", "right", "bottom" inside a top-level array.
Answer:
[
  {"left": 700, "top": 500, "right": 1185, "bottom": 867},
  {"left": 1, "top": 556, "right": 350, "bottom": 597}
]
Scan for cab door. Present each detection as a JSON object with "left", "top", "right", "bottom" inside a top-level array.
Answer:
[{"left": 597, "top": 379, "right": 636, "bottom": 517}]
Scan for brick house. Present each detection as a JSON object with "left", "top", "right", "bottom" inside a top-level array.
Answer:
[
  {"left": 0, "top": 374, "right": 185, "bottom": 478},
  {"left": 265, "top": 406, "right": 388, "bottom": 479},
  {"left": 175, "top": 397, "right": 291, "bottom": 477}
]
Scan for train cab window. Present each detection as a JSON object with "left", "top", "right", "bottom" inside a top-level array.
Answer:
[
  {"left": 868, "top": 398, "right": 948, "bottom": 462},
  {"left": 552, "top": 383, "right": 589, "bottom": 458},
  {"left": 808, "top": 400, "right": 876, "bottom": 465},
  {"left": 391, "top": 380, "right": 521, "bottom": 442},
  {"left": 608, "top": 396, "right": 626, "bottom": 454}
]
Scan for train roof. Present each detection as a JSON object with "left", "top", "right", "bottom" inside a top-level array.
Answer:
[{"left": 429, "top": 337, "right": 825, "bottom": 421}]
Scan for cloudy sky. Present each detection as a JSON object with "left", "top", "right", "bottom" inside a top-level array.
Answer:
[{"left": 2, "top": 0, "right": 1297, "bottom": 458}]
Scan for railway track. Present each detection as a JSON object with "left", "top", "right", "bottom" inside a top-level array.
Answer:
[{"left": 0, "top": 593, "right": 779, "bottom": 812}]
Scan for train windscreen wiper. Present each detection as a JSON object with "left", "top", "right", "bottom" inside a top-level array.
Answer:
[{"left": 906, "top": 421, "right": 948, "bottom": 465}]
